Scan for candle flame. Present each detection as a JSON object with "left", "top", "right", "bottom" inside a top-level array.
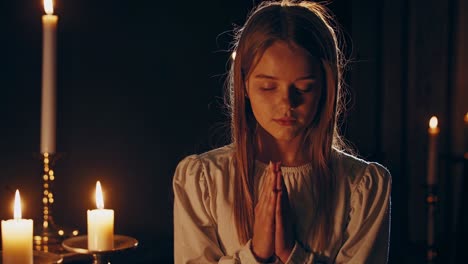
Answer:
[
  {"left": 231, "top": 51, "right": 237, "bottom": 60},
  {"left": 429, "top": 116, "right": 438, "bottom": 129},
  {"left": 44, "top": 0, "right": 54, "bottom": 15},
  {"left": 464, "top": 112, "right": 468, "bottom": 123},
  {"left": 96, "top": 181, "right": 104, "bottom": 209},
  {"left": 14, "top": 190, "right": 22, "bottom": 220}
]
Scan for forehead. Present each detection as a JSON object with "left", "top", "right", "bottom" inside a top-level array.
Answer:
[{"left": 249, "top": 41, "right": 322, "bottom": 79}]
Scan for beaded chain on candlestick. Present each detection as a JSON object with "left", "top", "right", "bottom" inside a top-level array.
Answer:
[
  {"left": 34, "top": 152, "right": 79, "bottom": 252},
  {"left": 42, "top": 153, "right": 55, "bottom": 235}
]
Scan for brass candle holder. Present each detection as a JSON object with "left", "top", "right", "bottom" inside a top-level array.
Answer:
[
  {"left": 62, "top": 235, "right": 138, "bottom": 264},
  {"left": 0, "top": 250, "right": 63, "bottom": 264},
  {"left": 34, "top": 152, "right": 80, "bottom": 255}
]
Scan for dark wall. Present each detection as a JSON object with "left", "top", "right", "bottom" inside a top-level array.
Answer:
[
  {"left": 0, "top": 0, "right": 466, "bottom": 263},
  {"left": 1, "top": 1, "right": 252, "bottom": 262}
]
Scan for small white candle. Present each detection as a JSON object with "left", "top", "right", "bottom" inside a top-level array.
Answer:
[
  {"left": 1, "top": 190, "right": 33, "bottom": 264},
  {"left": 87, "top": 181, "right": 114, "bottom": 251},
  {"left": 40, "top": 0, "right": 58, "bottom": 154},
  {"left": 427, "top": 116, "right": 440, "bottom": 185}
]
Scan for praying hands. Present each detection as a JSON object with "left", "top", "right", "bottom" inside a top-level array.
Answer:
[{"left": 252, "top": 162, "right": 295, "bottom": 263}]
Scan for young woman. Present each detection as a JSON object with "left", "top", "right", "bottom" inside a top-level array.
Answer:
[{"left": 173, "top": 1, "right": 391, "bottom": 263}]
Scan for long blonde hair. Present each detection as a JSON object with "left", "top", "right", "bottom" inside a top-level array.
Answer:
[{"left": 227, "top": 0, "right": 347, "bottom": 252}]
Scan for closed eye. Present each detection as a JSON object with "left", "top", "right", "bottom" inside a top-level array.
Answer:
[
  {"left": 295, "top": 86, "right": 314, "bottom": 93},
  {"left": 260, "top": 87, "right": 276, "bottom": 91}
]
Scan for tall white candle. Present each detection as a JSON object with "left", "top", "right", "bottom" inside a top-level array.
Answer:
[
  {"left": 87, "top": 181, "right": 114, "bottom": 251},
  {"left": 1, "top": 190, "right": 33, "bottom": 264},
  {"left": 41, "top": 0, "right": 58, "bottom": 154},
  {"left": 427, "top": 116, "right": 439, "bottom": 185}
]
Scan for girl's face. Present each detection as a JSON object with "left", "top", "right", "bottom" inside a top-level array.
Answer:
[{"left": 246, "top": 41, "right": 323, "bottom": 142}]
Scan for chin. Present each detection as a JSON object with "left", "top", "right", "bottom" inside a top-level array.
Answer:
[
  {"left": 259, "top": 125, "right": 304, "bottom": 142},
  {"left": 270, "top": 131, "right": 301, "bottom": 142}
]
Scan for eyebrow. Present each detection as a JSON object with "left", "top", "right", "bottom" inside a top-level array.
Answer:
[{"left": 253, "top": 74, "right": 317, "bottom": 82}]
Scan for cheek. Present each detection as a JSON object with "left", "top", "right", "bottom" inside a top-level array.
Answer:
[
  {"left": 249, "top": 94, "right": 276, "bottom": 121},
  {"left": 305, "top": 95, "right": 319, "bottom": 110},
  {"left": 250, "top": 90, "right": 272, "bottom": 105},
  {"left": 250, "top": 97, "right": 269, "bottom": 116},
  {"left": 300, "top": 95, "right": 320, "bottom": 120}
]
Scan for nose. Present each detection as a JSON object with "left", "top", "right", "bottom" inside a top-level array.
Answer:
[{"left": 281, "top": 86, "right": 302, "bottom": 109}]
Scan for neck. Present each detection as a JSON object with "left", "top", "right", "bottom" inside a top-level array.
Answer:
[{"left": 255, "top": 128, "right": 310, "bottom": 166}]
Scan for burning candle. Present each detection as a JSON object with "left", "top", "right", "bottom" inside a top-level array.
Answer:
[
  {"left": 87, "top": 181, "right": 114, "bottom": 251},
  {"left": 40, "top": 0, "right": 58, "bottom": 154},
  {"left": 427, "top": 116, "right": 440, "bottom": 185},
  {"left": 1, "top": 190, "right": 33, "bottom": 264}
]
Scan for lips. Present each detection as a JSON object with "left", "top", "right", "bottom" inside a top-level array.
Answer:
[{"left": 273, "top": 118, "right": 297, "bottom": 126}]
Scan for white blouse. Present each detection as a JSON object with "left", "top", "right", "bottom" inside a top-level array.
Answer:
[{"left": 173, "top": 145, "right": 391, "bottom": 264}]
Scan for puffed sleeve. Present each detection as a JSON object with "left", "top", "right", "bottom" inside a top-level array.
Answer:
[
  {"left": 173, "top": 155, "right": 281, "bottom": 264},
  {"left": 334, "top": 163, "right": 392, "bottom": 263}
]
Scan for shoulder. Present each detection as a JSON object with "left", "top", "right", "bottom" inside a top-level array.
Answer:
[
  {"left": 173, "top": 144, "right": 235, "bottom": 185},
  {"left": 197, "top": 144, "right": 235, "bottom": 169},
  {"left": 332, "top": 149, "right": 392, "bottom": 192}
]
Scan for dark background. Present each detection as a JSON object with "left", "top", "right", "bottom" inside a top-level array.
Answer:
[{"left": 0, "top": 0, "right": 467, "bottom": 263}]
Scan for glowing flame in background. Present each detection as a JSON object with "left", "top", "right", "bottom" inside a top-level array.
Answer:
[
  {"left": 44, "top": 0, "right": 54, "bottom": 15},
  {"left": 429, "top": 116, "right": 438, "bottom": 129}
]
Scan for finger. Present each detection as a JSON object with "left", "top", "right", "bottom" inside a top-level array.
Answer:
[
  {"left": 263, "top": 162, "right": 279, "bottom": 214},
  {"left": 258, "top": 189, "right": 275, "bottom": 235},
  {"left": 262, "top": 161, "right": 275, "bottom": 206},
  {"left": 277, "top": 161, "right": 282, "bottom": 171},
  {"left": 268, "top": 196, "right": 277, "bottom": 238},
  {"left": 276, "top": 188, "right": 283, "bottom": 223},
  {"left": 276, "top": 163, "right": 282, "bottom": 192},
  {"left": 267, "top": 189, "right": 277, "bottom": 220},
  {"left": 276, "top": 166, "right": 285, "bottom": 219},
  {"left": 274, "top": 161, "right": 280, "bottom": 174},
  {"left": 269, "top": 161, "right": 277, "bottom": 191},
  {"left": 273, "top": 162, "right": 278, "bottom": 190},
  {"left": 275, "top": 189, "right": 284, "bottom": 249},
  {"left": 256, "top": 187, "right": 267, "bottom": 218},
  {"left": 257, "top": 165, "right": 276, "bottom": 220}
]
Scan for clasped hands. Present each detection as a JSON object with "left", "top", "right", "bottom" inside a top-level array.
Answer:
[{"left": 252, "top": 161, "right": 295, "bottom": 263}]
